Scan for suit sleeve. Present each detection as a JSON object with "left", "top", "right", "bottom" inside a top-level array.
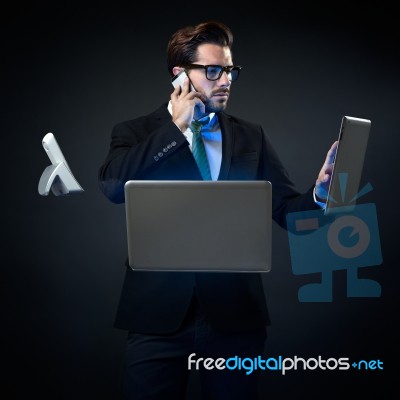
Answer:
[
  {"left": 98, "top": 120, "right": 188, "bottom": 204},
  {"left": 259, "top": 129, "right": 320, "bottom": 229}
]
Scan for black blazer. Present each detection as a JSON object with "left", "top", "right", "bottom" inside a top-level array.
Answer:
[{"left": 98, "top": 104, "right": 319, "bottom": 334}]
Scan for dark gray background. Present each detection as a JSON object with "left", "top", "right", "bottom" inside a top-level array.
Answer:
[{"left": 3, "top": 2, "right": 398, "bottom": 399}]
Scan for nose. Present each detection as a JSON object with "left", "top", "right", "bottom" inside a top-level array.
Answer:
[{"left": 218, "top": 71, "right": 231, "bottom": 87}]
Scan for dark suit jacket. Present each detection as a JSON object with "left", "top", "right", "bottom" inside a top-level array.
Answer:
[{"left": 98, "top": 103, "right": 319, "bottom": 334}]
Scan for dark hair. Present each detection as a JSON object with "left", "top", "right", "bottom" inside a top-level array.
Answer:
[{"left": 166, "top": 21, "right": 233, "bottom": 77}]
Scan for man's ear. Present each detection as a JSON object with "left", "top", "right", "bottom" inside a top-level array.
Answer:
[{"left": 172, "top": 66, "right": 183, "bottom": 76}]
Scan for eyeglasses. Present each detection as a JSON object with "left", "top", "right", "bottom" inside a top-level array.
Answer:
[{"left": 184, "top": 64, "right": 242, "bottom": 82}]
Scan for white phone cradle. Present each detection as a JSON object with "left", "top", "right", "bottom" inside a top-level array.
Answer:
[{"left": 38, "top": 132, "right": 84, "bottom": 196}]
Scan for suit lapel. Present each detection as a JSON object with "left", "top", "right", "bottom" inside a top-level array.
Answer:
[{"left": 217, "top": 112, "right": 234, "bottom": 180}]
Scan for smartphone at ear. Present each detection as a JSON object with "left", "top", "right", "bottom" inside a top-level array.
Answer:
[{"left": 171, "top": 70, "right": 195, "bottom": 91}]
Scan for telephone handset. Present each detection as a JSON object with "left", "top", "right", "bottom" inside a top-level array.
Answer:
[{"left": 171, "top": 70, "right": 196, "bottom": 91}]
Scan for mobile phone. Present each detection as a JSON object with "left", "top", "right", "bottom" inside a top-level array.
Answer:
[{"left": 171, "top": 70, "right": 195, "bottom": 91}]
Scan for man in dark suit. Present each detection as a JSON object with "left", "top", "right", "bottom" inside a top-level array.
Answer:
[{"left": 98, "top": 20, "right": 337, "bottom": 400}]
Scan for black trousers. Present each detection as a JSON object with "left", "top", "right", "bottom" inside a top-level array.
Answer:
[{"left": 122, "top": 296, "right": 267, "bottom": 400}]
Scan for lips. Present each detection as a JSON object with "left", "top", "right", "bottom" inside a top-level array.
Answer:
[{"left": 213, "top": 91, "right": 229, "bottom": 97}]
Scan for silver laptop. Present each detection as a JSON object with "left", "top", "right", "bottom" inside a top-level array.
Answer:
[{"left": 124, "top": 180, "right": 272, "bottom": 272}]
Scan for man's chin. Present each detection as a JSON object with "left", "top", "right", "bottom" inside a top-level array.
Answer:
[{"left": 207, "top": 99, "right": 228, "bottom": 113}]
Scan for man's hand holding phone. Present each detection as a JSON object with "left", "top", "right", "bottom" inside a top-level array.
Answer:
[{"left": 170, "top": 71, "right": 206, "bottom": 132}]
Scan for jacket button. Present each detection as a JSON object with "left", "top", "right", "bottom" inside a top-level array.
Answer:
[
  {"left": 171, "top": 141, "right": 177, "bottom": 146},
  {"left": 154, "top": 156, "right": 159, "bottom": 161}
]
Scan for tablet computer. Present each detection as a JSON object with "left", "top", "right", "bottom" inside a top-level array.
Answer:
[
  {"left": 324, "top": 116, "right": 371, "bottom": 215},
  {"left": 124, "top": 180, "right": 272, "bottom": 272}
]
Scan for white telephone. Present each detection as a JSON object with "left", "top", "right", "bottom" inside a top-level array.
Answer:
[{"left": 38, "top": 132, "right": 84, "bottom": 196}]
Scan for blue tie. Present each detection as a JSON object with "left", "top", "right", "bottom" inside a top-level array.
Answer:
[{"left": 190, "top": 117, "right": 212, "bottom": 180}]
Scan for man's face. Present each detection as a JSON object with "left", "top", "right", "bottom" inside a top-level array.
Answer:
[{"left": 188, "top": 43, "right": 233, "bottom": 113}]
